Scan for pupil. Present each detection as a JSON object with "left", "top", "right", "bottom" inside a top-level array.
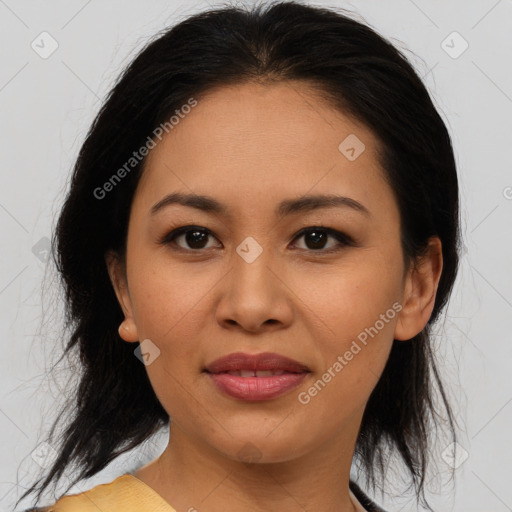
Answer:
[
  {"left": 306, "top": 231, "right": 326, "bottom": 249},
  {"left": 186, "top": 230, "right": 208, "bottom": 248}
]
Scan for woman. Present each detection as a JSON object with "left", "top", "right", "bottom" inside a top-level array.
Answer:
[{"left": 18, "top": 1, "right": 461, "bottom": 511}]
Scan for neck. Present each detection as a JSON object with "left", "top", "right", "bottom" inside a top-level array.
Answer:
[{"left": 135, "top": 414, "right": 364, "bottom": 512}]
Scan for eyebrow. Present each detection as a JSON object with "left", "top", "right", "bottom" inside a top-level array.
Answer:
[{"left": 150, "top": 192, "right": 370, "bottom": 218}]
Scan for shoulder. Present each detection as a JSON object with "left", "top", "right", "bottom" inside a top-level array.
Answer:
[{"left": 24, "top": 474, "right": 141, "bottom": 512}]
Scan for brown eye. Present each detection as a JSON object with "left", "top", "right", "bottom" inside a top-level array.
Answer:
[
  {"left": 160, "top": 226, "right": 221, "bottom": 250},
  {"left": 292, "top": 227, "right": 353, "bottom": 252},
  {"left": 302, "top": 230, "right": 329, "bottom": 250},
  {"left": 180, "top": 229, "right": 210, "bottom": 249}
]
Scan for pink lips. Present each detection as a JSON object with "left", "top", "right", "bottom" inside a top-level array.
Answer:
[{"left": 204, "top": 352, "right": 310, "bottom": 401}]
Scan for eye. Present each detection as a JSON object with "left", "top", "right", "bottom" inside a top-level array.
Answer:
[
  {"left": 159, "top": 225, "right": 221, "bottom": 251},
  {"left": 159, "top": 225, "right": 354, "bottom": 253},
  {"left": 291, "top": 226, "right": 354, "bottom": 253}
]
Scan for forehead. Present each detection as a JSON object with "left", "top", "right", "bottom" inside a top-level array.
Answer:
[{"left": 135, "top": 81, "right": 392, "bottom": 217}]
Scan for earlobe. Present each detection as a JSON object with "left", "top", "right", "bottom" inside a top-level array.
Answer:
[
  {"left": 394, "top": 237, "right": 443, "bottom": 341},
  {"left": 118, "top": 318, "right": 139, "bottom": 343},
  {"left": 105, "top": 250, "right": 139, "bottom": 343}
]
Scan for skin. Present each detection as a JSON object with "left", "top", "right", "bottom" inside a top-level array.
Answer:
[{"left": 106, "top": 80, "right": 443, "bottom": 512}]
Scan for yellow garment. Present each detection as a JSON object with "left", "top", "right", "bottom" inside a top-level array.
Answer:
[{"left": 39, "top": 474, "right": 176, "bottom": 512}]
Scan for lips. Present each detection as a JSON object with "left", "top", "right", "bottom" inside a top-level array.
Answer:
[
  {"left": 204, "top": 352, "right": 310, "bottom": 401},
  {"left": 204, "top": 352, "right": 310, "bottom": 374},
  {"left": 222, "top": 369, "right": 287, "bottom": 377}
]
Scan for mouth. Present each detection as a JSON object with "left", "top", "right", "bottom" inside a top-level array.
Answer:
[
  {"left": 214, "top": 369, "right": 294, "bottom": 377},
  {"left": 203, "top": 352, "right": 310, "bottom": 401},
  {"left": 204, "top": 351, "right": 310, "bottom": 374}
]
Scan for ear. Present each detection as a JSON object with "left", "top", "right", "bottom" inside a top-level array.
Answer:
[
  {"left": 105, "top": 250, "right": 139, "bottom": 343},
  {"left": 394, "top": 237, "right": 443, "bottom": 341}
]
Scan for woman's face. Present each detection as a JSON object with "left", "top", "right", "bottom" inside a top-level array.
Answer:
[{"left": 108, "top": 81, "right": 432, "bottom": 464}]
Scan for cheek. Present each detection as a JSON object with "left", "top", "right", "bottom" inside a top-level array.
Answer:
[
  {"left": 128, "top": 255, "right": 214, "bottom": 342},
  {"left": 295, "top": 250, "right": 402, "bottom": 333},
  {"left": 292, "top": 253, "right": 401, "bottom": 392},
  {"left": 126, "top": 260, "right": 210, "bottom": 411},
  {"left": 294, "top": 294, "right": 397, "bottom": 429}
]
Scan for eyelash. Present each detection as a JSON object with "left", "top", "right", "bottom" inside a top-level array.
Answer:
[{"left": 158, "top": 225, "right": 355, "bottom": 254}]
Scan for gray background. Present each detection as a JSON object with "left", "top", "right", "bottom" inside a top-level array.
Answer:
[{"left": 1, "top": 0, "right": 511, "bottom": 510}]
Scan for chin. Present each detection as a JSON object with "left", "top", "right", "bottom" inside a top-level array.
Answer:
[{"left": 214, "top": 433, "right": 310, "bottom": 465}]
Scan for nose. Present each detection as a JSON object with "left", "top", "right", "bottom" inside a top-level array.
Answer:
[{"left": 214, "top": 245, "right": 294, "bottom": 333}]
